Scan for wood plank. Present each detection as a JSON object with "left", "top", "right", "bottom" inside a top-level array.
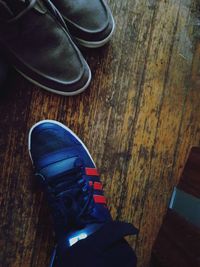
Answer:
[{"left": 0, "top": 0, "right": 200, "bottom": 266}]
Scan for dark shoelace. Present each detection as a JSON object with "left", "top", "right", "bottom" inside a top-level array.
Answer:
[
  {"left": 1, "top": 0, "right": 37, "bottom": 22},
  {"left": 1, "top": 0, "right": 68, "bottom": 31},
  {"left": 36, "top": 164, "right": 102, "bottom": 231}
]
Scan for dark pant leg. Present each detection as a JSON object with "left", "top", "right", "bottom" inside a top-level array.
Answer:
[{"left": 55, "top": 221, "right": 138, "bottom": 267}]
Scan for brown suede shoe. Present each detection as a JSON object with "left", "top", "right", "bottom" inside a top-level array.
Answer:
[
  {"left": 0, "top": 0, "right": 91, "bottom": 95},
  {"left": 51, "top": 0, "right": 115, "bottom": 48}
]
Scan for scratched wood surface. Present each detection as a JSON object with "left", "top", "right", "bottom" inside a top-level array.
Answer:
[{"left": 0, "top": 0, "right": 200, "bottom": 266}]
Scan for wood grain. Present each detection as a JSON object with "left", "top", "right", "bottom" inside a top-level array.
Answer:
[{"left": 0, "top": 0, "right": 200, "bottom": 266}]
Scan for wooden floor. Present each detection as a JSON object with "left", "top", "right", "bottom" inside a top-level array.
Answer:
[{"left": 1, "top": 0, "right": 200, "bottom": 266}]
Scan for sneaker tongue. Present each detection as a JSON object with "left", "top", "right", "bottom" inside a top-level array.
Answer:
[{"left": 39, "top": 156, "right": 82, "bottom": 181}]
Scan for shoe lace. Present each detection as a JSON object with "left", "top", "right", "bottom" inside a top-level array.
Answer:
[
  {"left": 1, "top": 0, "right": 37, "bottom": 23},
  {"left": 2, "top": 0, "right": 68, "bottom": 31},
  {"left": 37, "top": 163, "right": 101, "bottom": 230}
]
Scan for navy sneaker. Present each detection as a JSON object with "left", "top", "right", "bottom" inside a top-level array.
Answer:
[{"left": 28, "top": 120, "right": 112, "bottom": 266}]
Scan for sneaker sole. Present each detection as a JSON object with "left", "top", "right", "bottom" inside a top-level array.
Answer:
[
  {"left": 49, "top": 246, "right": 57, "bottom": 267},
  {"left": 75, "top": 15, "right": 115, "bottom": 48},
  {"left": 16, "top": 63, "right": 91, "bottom": 96},
  {"left": 28, "top": 119, "right": 96, "bottom": 166}
]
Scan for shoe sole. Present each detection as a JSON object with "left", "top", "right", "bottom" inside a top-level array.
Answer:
[
  {"left": 28, "top": 119, "right": 96, "bottom": 166},
  {"left": 75, "top": 15, "right": 115, "bottom": 48},
  {"left": 16, "top": 62, "right": 92, "bottom": 96},
  {"left": 49, "top": 246, "right": 57, "bottom": 267}
]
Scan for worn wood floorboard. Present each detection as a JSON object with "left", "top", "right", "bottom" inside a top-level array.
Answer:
[{"left": 0, "top": 0, "right": 200, "bottom": 266}]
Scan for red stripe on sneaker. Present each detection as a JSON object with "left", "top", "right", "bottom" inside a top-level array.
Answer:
[
  {"left": 85, "top": 168, "right": 99, "bottom": 176},
  {"left": 89, "top": 181, "right": 103, "bottom": 190},
  {"left": 93, "top": 182, "right": 103, "bottom": 190},
  {"left": 93, "top": 195, "right": 106, "bottom": 204}
]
